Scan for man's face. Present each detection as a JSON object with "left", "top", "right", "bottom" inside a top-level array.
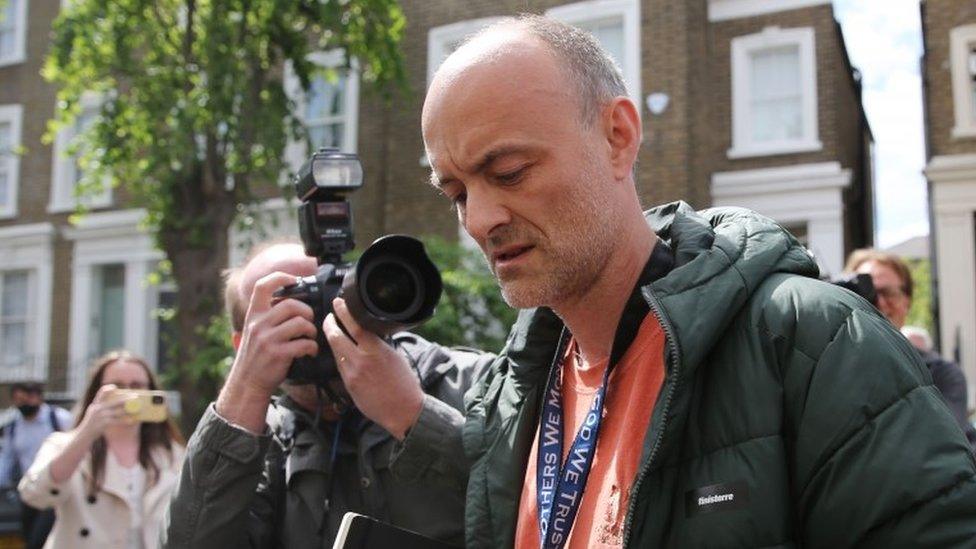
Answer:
[
  {"left": 11, "top": 388, "right": 42, "bottom": 416},
  {"left": 422, "top": 35, "right": 621, "bottom": 309},
  {"left": 857, "top": 260, "right": 911, "bottom": 329}
]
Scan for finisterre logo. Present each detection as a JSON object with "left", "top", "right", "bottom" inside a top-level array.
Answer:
[
  {"left": 685, "top": 481, "right": 749, "bottom": 517},
  {"left": 697, "top": 493, "right": 734, "bottom": 506}
]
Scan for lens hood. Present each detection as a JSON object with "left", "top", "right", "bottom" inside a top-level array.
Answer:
[{"left": 341, "top": 235, "right": 442, "bottom": 335}]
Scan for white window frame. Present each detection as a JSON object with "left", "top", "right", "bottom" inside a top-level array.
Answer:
[
  {"left": 950, "top": 24, "right": 976, "bottom": 139},
  {"left": 283, "top": 50, "right": 360, "bottom": 176},
  {"left": 63, "top": 209, "right": 165, "bottom": 394},
  {"left": 0, "top": 104, "right": 23, "bottom": 219},
  {"left": 728, "top": 26, "right": 822, "bottom": 159},
  {"left": 0, "top": 223, "right": 55, "bottom": 383},
  {"left": 49, "top": 93, "right": 113, "bottom": 213},
  {"left": 707, "top": 0, "right": 829, "bottom": 22},
  {"left": 0, "top": 0, "right": 28, "bottom": 67},
  {"left": 546, "top": 0, "right": 642, "bottom": 106}
]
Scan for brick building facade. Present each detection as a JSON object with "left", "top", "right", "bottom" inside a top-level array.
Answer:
[
  {"left": 921, "top": 0, "right": 976, "bottom": 402},
  {"left": 0, "top": 0, "right": 872, "bottom": 399}
]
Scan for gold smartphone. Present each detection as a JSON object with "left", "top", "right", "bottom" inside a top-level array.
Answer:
[{"left": 114, "top": 389, "right": 169, "bottom": 423}]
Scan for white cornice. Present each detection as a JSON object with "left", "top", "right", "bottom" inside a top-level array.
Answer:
[
  {"left": 711, "top": 161, "right": 852, "bottom": 198},
  {"left": 926, "top": 154, "right": 976, "bottom": 184},
  {"left": 0, "top": 223, "right": 56, "bottom": 245},
  {"left": 62, "top": 209, "right": 148, "bottom": 241},
  {"left": 708, "top": 0, "right": 831, "bottom": 22}
]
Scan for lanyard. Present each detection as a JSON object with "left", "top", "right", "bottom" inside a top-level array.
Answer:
[{"left": 536, "top": 331, "right": 615, "bottom": 549}]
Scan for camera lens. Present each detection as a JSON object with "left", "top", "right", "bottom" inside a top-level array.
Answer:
[
  {"left": 151, "top": 395, "right": 165, "bottom": 405},
  {"left": 361, "top": 258, "right": 423, "bottom": 318}
]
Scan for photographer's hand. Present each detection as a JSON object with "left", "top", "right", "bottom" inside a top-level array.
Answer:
[
  {"left": 324, "top": 297, "right": 424, "bottom": 440},
  {"left": 217, "top": 272, "right": 319, "bottom": 434}
]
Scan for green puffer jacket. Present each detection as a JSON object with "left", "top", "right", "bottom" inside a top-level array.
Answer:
[{"left": 462, "top": 202, "right": 976, "bottom": 548}]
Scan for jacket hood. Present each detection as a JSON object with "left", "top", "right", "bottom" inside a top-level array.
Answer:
[{"left": 645, "top": 201, "right": 818, "bottom": 373}]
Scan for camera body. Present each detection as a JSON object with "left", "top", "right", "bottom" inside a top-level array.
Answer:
[
  {"left": 273, "top": 148, "right": 442, "bottom": 387},
  {"left": 829, "top": 272, "right": 877, "bottom": 306}
]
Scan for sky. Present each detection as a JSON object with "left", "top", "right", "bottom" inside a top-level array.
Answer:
[{"left": 832, "top": 0, "right": 928, "bottom": 248}]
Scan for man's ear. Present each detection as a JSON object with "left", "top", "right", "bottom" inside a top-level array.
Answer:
[
  {"left": 604, "top": 96, "right": 642, "bottom": 182},
  {"left": 232, "top": 332, "right": 242, "bottom": 351}
]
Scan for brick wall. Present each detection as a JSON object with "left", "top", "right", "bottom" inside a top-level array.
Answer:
[{"left": 922, "top": 0, "right": 976, "bottom": 158}]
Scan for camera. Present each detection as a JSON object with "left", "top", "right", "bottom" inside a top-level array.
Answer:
[
  {"left": 273, "top": 148, "right": 443, "bottom": 387},
  {"left": 829, "top": 273, "right": 877, "bottom": 306}
]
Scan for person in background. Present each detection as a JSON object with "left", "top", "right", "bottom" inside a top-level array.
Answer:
[
  {"left": 846, "top": 249, "right": 976, "bottom": 449},
  {"left": 902, "top": 325, "right": 934, "bottom": 353},
  {"left": 0, "top": 382, "right": 72, "bottom": 548},
  {"left": 162, "top": 240, "right": 493, "bottom": 548},
  {"left": 19, "top": 351, "right": 184, "bottom": 548}
]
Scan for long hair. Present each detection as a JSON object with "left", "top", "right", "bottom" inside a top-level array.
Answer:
[{"left": 74, "top": 350, "right": 185, "bottom": 496}]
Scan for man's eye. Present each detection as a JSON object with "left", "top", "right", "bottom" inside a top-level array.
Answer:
[
  {"left": 495, "top": 168, "right": 525, "bottom": 184},
  {"left": 447, "top": 192, "right": 467, "bottom": 211}
]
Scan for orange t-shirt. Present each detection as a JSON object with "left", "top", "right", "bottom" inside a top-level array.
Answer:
[{"left": 514, "top": 314, "right": 666, "bottom": 549}]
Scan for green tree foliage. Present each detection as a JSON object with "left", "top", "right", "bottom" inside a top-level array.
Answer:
[
  {"left": 415, "top": 236, "right": 517, "bottom": 353},
  {"left": 44, "top": 0, "right": 406, "bottom": 428},
  {"left": 906, "top": 258, "right": 933, "bottom": 334}
]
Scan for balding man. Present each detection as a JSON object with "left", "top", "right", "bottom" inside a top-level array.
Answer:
[
  {"left": 162, "top": 240, "right": 493, "bottom": 547},
  {"left": 423, "top": 15, "right": 976, "bottom": 548}
]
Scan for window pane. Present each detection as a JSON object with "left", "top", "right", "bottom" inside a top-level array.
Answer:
[
  {"left": 73, "top": 106, "right": 98, "bottom": 186},
  {"left": 0, "top": 171, "right": 7, "bottom": 207},
  {"left": 750, "top": 46, "right": 802, "bottom": 142},
  {"left": 0, "top": 121, "right": 10, "bottom": 206},
  {"left": 0, "top": 0, "right": 17, "bottom": 58},
  {"left": 751, "top": 46, "right": 800, "bottom": 100},
  {"left": 95, "top": 264, "right": 126, "bottom": 354},
  {"left": 307, "top": 73, "right": 346, "bottom": 121},
  {"left": 305, "top": 70, "right": 348, "bottom": 151},
  {"left": 752, "top": 97, "right": 803, "bottom": 142},
  {"left": 1, "top": 323, "right": 26, "bottom": 365},
  {"left": 1, "top": 271, "right": 28, "bottom": 317},
  {"left": 308, "top": 123, "right": 343, "bottom": 150},
  {"left": 969, "top": 45, "right": 976, "bottom": 121},
  {"left": 0, "top": 121, "right": 10, "bottom": 152},
  {"left": 576, "top": 17, "right": 625, "bottom": 72}
]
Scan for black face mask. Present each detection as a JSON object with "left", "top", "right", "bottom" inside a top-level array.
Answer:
[{"left": 17, "top": 404, "right": 40, "bottom": 418}]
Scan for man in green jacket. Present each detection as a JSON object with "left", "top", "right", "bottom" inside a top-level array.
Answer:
[
  {"left": 161, "top": 242, "right": 493, "bottom": 547},
  {"left": 423, "top": 15, "right": 976, "bottom": 548}
]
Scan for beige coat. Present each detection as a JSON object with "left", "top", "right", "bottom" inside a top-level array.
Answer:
[{"left": 18, "top": 431, "right": 185, "bottom": 549}]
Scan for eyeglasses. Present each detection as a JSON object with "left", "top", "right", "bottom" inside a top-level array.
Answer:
[
  {"left": 875, "top": 286, "right": 907, "bottom": 302},
  {"left": 103, "top": 382, "right": 149, "bottom": 390}
]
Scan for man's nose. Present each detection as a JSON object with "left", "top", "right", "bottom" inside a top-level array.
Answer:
[{"left": 462, "top": 185, "right": 511, "bottom": 244}]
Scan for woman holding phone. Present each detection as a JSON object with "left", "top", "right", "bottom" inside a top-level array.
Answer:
[{"left": 18, "top": 351, "right": 184, "bottom": 548}]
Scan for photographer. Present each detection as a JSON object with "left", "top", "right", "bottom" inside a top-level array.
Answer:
[
  {"left": 161, "top": 240, "right": 494, "bottom": 548},
  {"left": 846, "top": 249, "right": 976, "bottom": 448}
]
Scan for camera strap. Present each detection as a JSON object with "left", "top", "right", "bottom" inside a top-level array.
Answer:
[{"left": 535, "top": 330, "right": 616, "bottom": 549}]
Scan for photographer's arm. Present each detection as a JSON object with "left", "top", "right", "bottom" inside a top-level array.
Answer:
[
  {"left": 162, "top": 273, "right": 316, "bottom": 548},
  {"left": 324, "top": 299, "right": 496, "bottom": 491},
  {"left": 388, "top": 343, "right": 496, "bottom": 492}
]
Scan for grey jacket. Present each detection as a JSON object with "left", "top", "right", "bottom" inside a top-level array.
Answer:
[
  {"left": 920, "top": 348, "right": 976, "bottom": 448},
  {"left": 161, "top": 333, "right": 494, "bottom": 548}
]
